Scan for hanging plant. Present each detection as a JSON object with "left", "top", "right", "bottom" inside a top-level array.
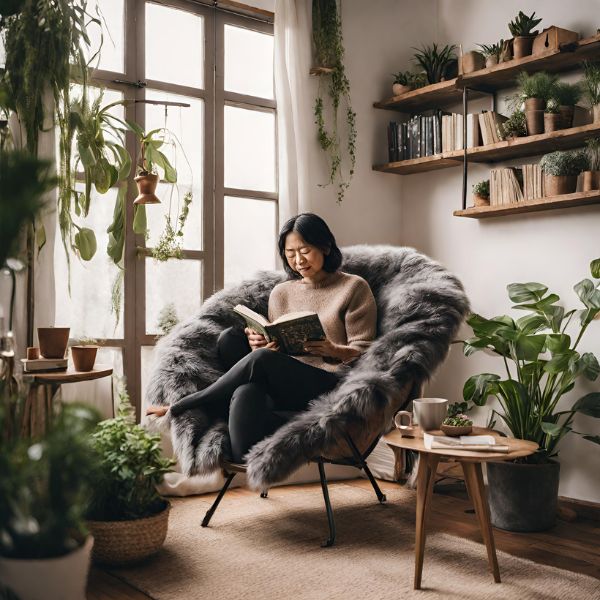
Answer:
[{"left": 312, "top": 0, "right": 356, "bottom": 203}]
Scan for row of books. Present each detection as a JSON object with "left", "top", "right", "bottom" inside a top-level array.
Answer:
[
  {"left": 488, "top": 164, "right": 544, "bottom": 206},
  {"left": 387, "top": 110, "right": 508, "bottom": 163}
]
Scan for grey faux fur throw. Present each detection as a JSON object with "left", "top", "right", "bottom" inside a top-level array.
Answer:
[{"left": 146, "top": 245, "right": 470, "bottom": 489}]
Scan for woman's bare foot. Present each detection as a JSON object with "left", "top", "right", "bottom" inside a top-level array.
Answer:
[{"left": 146, "top": 405, "right": 169, "bottom": 417}]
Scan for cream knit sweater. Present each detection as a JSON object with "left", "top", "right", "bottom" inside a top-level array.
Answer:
[{"left": 267, "top": 271, "right": 377, "bottom": 372}]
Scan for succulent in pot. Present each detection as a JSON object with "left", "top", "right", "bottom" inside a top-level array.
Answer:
[
  {"left": 472, "top": 179, "right": 490, "bottom": 207},
  {"left": 477, "top": 41, "right": 503, "bottom": 68},
  {"left": 582, "top": 137, "right": 600, "bottom": 192},
  {"left": 499, "top": 109, "right": 527, "bottom": 140},
  {"left": 543, "top": 98, "right": 562, "bottom": 133},
  {"left": 539, "top": 149, "right": 588, "bottom": 196},
  {"left": 508, "top": 11, "right": 542, "bottom": 59},
  {"left": 552, "top": 81, "right": 582, "bottom": 129},
  {"left": 582, "top": 60, "right": 600, "bottom": 123}
]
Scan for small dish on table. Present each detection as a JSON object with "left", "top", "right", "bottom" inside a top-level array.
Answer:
[{"left": 440, "top": 423, "right": 473, "bottom": 437}]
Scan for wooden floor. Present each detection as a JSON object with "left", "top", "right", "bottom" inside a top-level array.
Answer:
[{"left": 87, "top": 478, "right": 600, "bottom": 599}]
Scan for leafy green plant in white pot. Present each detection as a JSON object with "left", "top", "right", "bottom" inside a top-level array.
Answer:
[
  {"left": 539, "top": 149, "right": 587, "bottom": 197},
  {"left": 462, "top": 258, "right": 600, "bottom": 531},
  {"left": 0, "top": 397, "right": 100, "bottom": 600}
]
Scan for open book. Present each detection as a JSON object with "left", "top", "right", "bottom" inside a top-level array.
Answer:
[
  {"left": 423, "top": 433, "right": 509, "bottom": 453},
  {"left": 233, "top": 304, "right": 326, "bottom": 355}
]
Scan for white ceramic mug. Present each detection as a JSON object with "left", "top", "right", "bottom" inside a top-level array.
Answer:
[
  {"left": 394, "top": 410, "right": 416, "bottom": 434},
  {"left": 394, "top": 398, "right": 448, "bottom": 431}
]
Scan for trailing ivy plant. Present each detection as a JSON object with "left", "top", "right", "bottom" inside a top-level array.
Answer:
[{"left": 312, "top": 0, "right": 356, "bottom": 203}]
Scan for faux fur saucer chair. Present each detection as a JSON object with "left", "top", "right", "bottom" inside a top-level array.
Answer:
[{"left": 146, "top": 245, "right": 469, "bottom": 545}]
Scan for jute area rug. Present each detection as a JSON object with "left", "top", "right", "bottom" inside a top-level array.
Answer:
[{"left": 112, "top": 482, "right": 599, "bottom": 600}]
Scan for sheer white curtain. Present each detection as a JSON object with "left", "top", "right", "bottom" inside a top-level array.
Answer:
[{"left": 274, "top": 0, "right": 312, "bottom": 224}]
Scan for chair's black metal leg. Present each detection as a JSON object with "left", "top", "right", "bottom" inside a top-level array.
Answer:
[
  {"left": 342, "top": 431, "right": 386, "bottom": 503},
  {"left": 202, "top": 472, "right": 236, "bottom": 527},
  {"left": 317, "top": 459, "right": 336, "bottom": 547}
]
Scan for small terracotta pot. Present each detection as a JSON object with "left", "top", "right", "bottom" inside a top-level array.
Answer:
[
  {"left": 461, "top": 51, "right": 485, "bottom": 74},
  {"left": 582, "top": 170, "right": 600, "bottom": 192},
  {"left": 38, "top": 327, "right": 70, "bottom": 359},
  {"left": 134, "top": 173, "right": 160, "bottom": 205},
  {"left": 592, "top": 104, "right": 600, "bottom": 123},
  {"left": 544, "top": 174, "right": 578, "bottom": 197},
  {"left": 473, "top": 193, "right": 490, "bottom": 207},
  {"left": 525, "top": 97, "right": 545, "bottom": 111},
  {"left": 485, "top": 55, "right": 498, "bottom": 68},
  {"left": 544, "top": 113, "right": 562, "bottom": 133},
  {"left": 27, "top": 346, "right": 40, "bottom": 360},
  {"left": 392, "top": 83, "right": 411, "bottom": 96},
  {"left": 513, "top": 35, "right": 535, "bottom": 59},
  {"left": 71, "top": 346, "right": 98, "bottom": 372},
  {"left": 559, "top": 105, "right": 575, "bottom": 129},
  {"left": 525, "top": 109, "right": 545, "bottom": 135}
]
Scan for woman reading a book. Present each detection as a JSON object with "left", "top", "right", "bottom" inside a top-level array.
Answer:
[{"left": 147, "top": 213, "right": 377, "bottom": 463}]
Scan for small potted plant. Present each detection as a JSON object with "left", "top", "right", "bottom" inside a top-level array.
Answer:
[
  {"left": 499, "top": 109, "right": 527, "bottom": 139},
  {"left": 552, "top": 81, "right": 582, "bottom": 129},
  {"left": 0, "top": 397, "right": 100, "bottom": 600},
  {"left": 539, "top": 149, "right": 588, "bottom": 196},
  {"left": 70, "top": 337, "right": 99, "bottom": 372},
  {"left": 508, "top": 10, "right": 542, "bottom": 59},
  {"left": 86, "top": 380, "right": 174, "bottom": 566},
  {"left": 392, "top": 71, "right": 413, "bottom": 96},
  {"left": 441, "top": 413, "right": 473, "bottom": 437},
  {"left": 517, "top": 71, "right": 558, "bottom": 135},
  {"left": 461, "top": 49, "right": 485, "bottom": 74},
  {"left": 477, "top": 41, "right": 503, "bottom": 68},
  {"left": 412, "top": 43, "right": 457, "bottom": 84},
  {"left": 582, "top": 60, "right": 600, "bottom": 123},
  {"left": 472, "top": 179, "right": 490, "bottom": 207},
  {"left": 582, "top": 137, "right": 600, "bottom": 191},
  {"left": 544, "top": 98, "right": 562, "bottom": 133}
]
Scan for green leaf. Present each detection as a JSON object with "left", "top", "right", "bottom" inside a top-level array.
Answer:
[
  {"left": 515, "top": 333, "right": 546, "bottom": 361},
  {"left": 512, "top": 294, "right": 561, "bottom": 312},
  {"left": 36, "top": 223, "right": 46, "bottom": 253},
  {"left": 580, "top": 353, "right": 600, "bottom": 380},
  {"left": 573, "top": 393, "right": 600, "bottom": 418},
  {"left": 582, "top": 435, "right": 600, "bottom": 445},
  {"left": 507, "top": 282, "right": 548, "bottom": 303},
  {"left": 541, "top": 422, "right": 563, "bottom": 437},
  {"left": 591, "top": 258, "right": 600, "bottom": 279},
  {"left": 74, "top": 227, "right": 97, "bottom": 261},
  {"left": 543, "top": 352, "right": 574, "bottom": 374},
  {"left": 463, "top": 373, "right": 500, "bottom": 405},
  {"left": 466, "top": 314, "right": 513, "bottom": 337},
  {"left": 516, "top": 314, "right": 547, "bottom": 334},
  {"left": 574, "top": 278, "right": 595, "bottom": 305},
  {"left": 125, "top": 119, "right": 145, "bottom": 138},
  {"left": 133, "top": 205, "right": 147, "bottom": 235},
  {"left": 158, "top": 151, "right": 177, "bottom": 183},
  {"left": 546, "top": 333, "right": 571, "bottom": 354},
  {"left": 106, "top": 188, "right": 126, "bottom": 265}
]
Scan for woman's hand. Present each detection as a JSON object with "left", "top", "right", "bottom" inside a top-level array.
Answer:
[
  {"left": 245, "top": 328, "right": 279, "bottom": 352},
  {"left": 303, "top": 339, "right": 360, "bottom": 362}
]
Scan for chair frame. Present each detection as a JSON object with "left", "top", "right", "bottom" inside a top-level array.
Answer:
[{"left": 200, "top": 427, "right": 386, "bottom": 547}]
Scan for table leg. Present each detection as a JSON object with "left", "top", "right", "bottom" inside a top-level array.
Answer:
[
  {"left": 461, "top": 462, "right": 501, "bottom": 583},
  {"left": 414, "top": 453, "right": 440, "bottom": 590}
]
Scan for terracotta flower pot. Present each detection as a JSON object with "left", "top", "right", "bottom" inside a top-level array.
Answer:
[
  {"left": 544, "top": 173, "right": 578, "bottom": 197},
  {"left": 513, "top": 35, "right": 535, "bottom": 59},
  {"left": 525, "top": 109, "right": 545, "bottom": 135},
  {"left": 525, "top": 97, "right": 545, "bottom": 111},
  {"left": 592, "top": 104, "right": 600, "bottom": 123},
  {"left": 38, "top": 327, "right": 70, "bottom": 359},
  {"left": 559, "top": 105, "right": 575, "bottom": 129},
  {"left": 71, "top": 346, "right": 98, "bottom": 372},
  {"left": 134, "top": 173, "right": 160, "bottom": 205},
  {"left": 472, "top": 193, "right": 490, "bottom": 207},
  {"left": 392, "top": 83, "right": 411, "bottom": 96},
  {"left": 485, "top": 55, "right": 498, "bottom": 68},
  {"left": 461, "top": 51, "right": 485, "bottom": 74},
  {"left": 582, "top": 170, "right": 600, "bottom": 192},
  {"left": 544, "top": 113, "right": 562, "bottom": 133}
]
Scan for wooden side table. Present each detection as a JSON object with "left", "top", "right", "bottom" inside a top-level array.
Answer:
[
  {"left": 383, "top": 427, "right": 537, "bottom": 590},
  {"left": 21, "top": 364, "right": 113, "bottom": 437}
]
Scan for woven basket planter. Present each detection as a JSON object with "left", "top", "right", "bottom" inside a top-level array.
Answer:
[{"left": 88, "top": 503, "right": 170, "bottom": 566}]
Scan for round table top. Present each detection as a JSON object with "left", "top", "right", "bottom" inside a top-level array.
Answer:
[
  {"left": 383, "top": 426, "right": 538, "bottom": 462},
  {"left": 25, "top": 364, "right": 113, "bottom": 384}
]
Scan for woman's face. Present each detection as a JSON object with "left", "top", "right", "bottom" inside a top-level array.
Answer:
[{"left": 284, "top": 231, "right": 326, "bottom": 279}]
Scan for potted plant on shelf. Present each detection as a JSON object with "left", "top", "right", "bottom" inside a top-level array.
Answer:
[
  {"left": 462, "top": 259, "right": 600, "bottom": 532},
  {"left": 508, "top": 10, "right": 542, "bottom": 59},
  {"left": 0, "top": 397, "right": 100, "bottom": 600},
  {"left": 539, "top": 149, "right": 587, "bottom": 196},
  {"left": 412, "top": 43, "right": 457, "bottom": 84},
  {"left": 392, "top": 71, "right": 413, "bottom": 96},
  {"left": 86, "top": 380, "right": 174, "bottom": 566},
  {"left": 499, "top": 109, "right": 527, "bottom": 140},
  {"left": 582, "top": 137, "right": 600, "bottom": 191},
  {"left": 461, "top": 49, "right": 485, "bottom": 75},
  {"left": 477, "top": 41, "right": 503, "bottom": 68},
  {"left": 472, "top": 180, "right": 490, "bottom": 207},
  {"left": 517, "top": 71, "right": 558, "bottom": 135},
  {"left": 552, "top": 81, "right": 582, "bottom": 129},
  {"left": 582, "top": 60, "right": 600, "bottom": 124},
  {"left": 70, "top": 337, "right": 99, "bottom": 372},
  {"left": 543, "top": 98, "right": 562, "bottom": 133}
]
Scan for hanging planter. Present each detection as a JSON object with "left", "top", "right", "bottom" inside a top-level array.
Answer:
[{"left": 134, "top": 173, "right": 160, "bottom": 205}]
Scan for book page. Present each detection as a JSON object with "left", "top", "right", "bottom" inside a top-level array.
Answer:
[
  {"left": 271, "top": 311, "right": 316, "bottom": 325},
  {"left": 233, "top": 305, "right": 269, "bottom": 327}
]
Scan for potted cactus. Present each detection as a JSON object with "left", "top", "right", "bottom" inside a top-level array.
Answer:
[
  {"left": 539, "top": 150, "right": 588, "bottom": 196},
  {"left": 508, "top": 10, "right": 542, "bottom": 59},
  {"left": 472, "top": 179, "right": 490, "bottom": 207},
  {"left": 544, "top": 98, "right": 562, "bottom": 133},
  {"left": 582, "top": 137, "right": 600, "bottom": 192}
]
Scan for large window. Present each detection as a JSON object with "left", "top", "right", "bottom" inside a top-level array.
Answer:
[{"left": 54, "top": 0, "right": 276, "bottom": 414}]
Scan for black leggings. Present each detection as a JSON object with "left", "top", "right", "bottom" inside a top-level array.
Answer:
[{"left": 171, "top": 327, "right": 341, "bottom": 462}]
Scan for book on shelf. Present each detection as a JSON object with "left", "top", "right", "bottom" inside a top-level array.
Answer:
[
  {"left": 233, "top": 305, "right": 326, "bottom": 355},
  {"left": 490, "top": 167, "right": 524, "bottom": 206},
  {"left": 440, "top": 112, "right": 480, "bottom": 152},
  {"left": 423, "top": 432, "right": 510, "bottom": 453},
  {"left": 386, "top": 110, "right": 447, "bottom": 162},
  {"left": 478, "top": 111, "right": 508, "bottom": 146},
  {"left": 21, "top": 357, "right": 68, "bottom": 373},
  {"left": 522, "top": 163, "right": 544, "bottom": 200}
]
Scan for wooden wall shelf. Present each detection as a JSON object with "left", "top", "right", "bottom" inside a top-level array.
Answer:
[
  {"left": 453, "top": 190, "right": 600, "bottom": 219},
  {"left": 373, "top": 123, "right": 600, "bottom": 175}
]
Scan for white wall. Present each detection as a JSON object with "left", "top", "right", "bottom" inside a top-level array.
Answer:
[{"left": 302, "top": 0, "right": 600, "bottom": 502}]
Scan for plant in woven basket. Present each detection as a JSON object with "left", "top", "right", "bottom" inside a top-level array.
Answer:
[
  {"left": 412, "top": 43, "right": 457, "bottom": 84},
  {"left": 472, "top": 179, "right": 490, "bottom": 198},
  {"left": 539, "top": 150, "right": 588, "bottom": 176},
  {"left": 500, "top": 109, "right": 527, "bottom": 139},
  {"left": 86, "top": 381, "right": 174, "bottom": 522},
  {"left": 508, "top": 11, "right": 542, "bottom": 36}
]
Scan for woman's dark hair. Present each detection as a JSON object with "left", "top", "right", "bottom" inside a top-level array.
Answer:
[{"left": 277, "top": 213, "right": 343, "bottom": 278}]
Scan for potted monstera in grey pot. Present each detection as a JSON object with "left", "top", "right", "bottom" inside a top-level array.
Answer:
[{"left": 462, "top": 258, "right": 600, "bottom": 532}]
